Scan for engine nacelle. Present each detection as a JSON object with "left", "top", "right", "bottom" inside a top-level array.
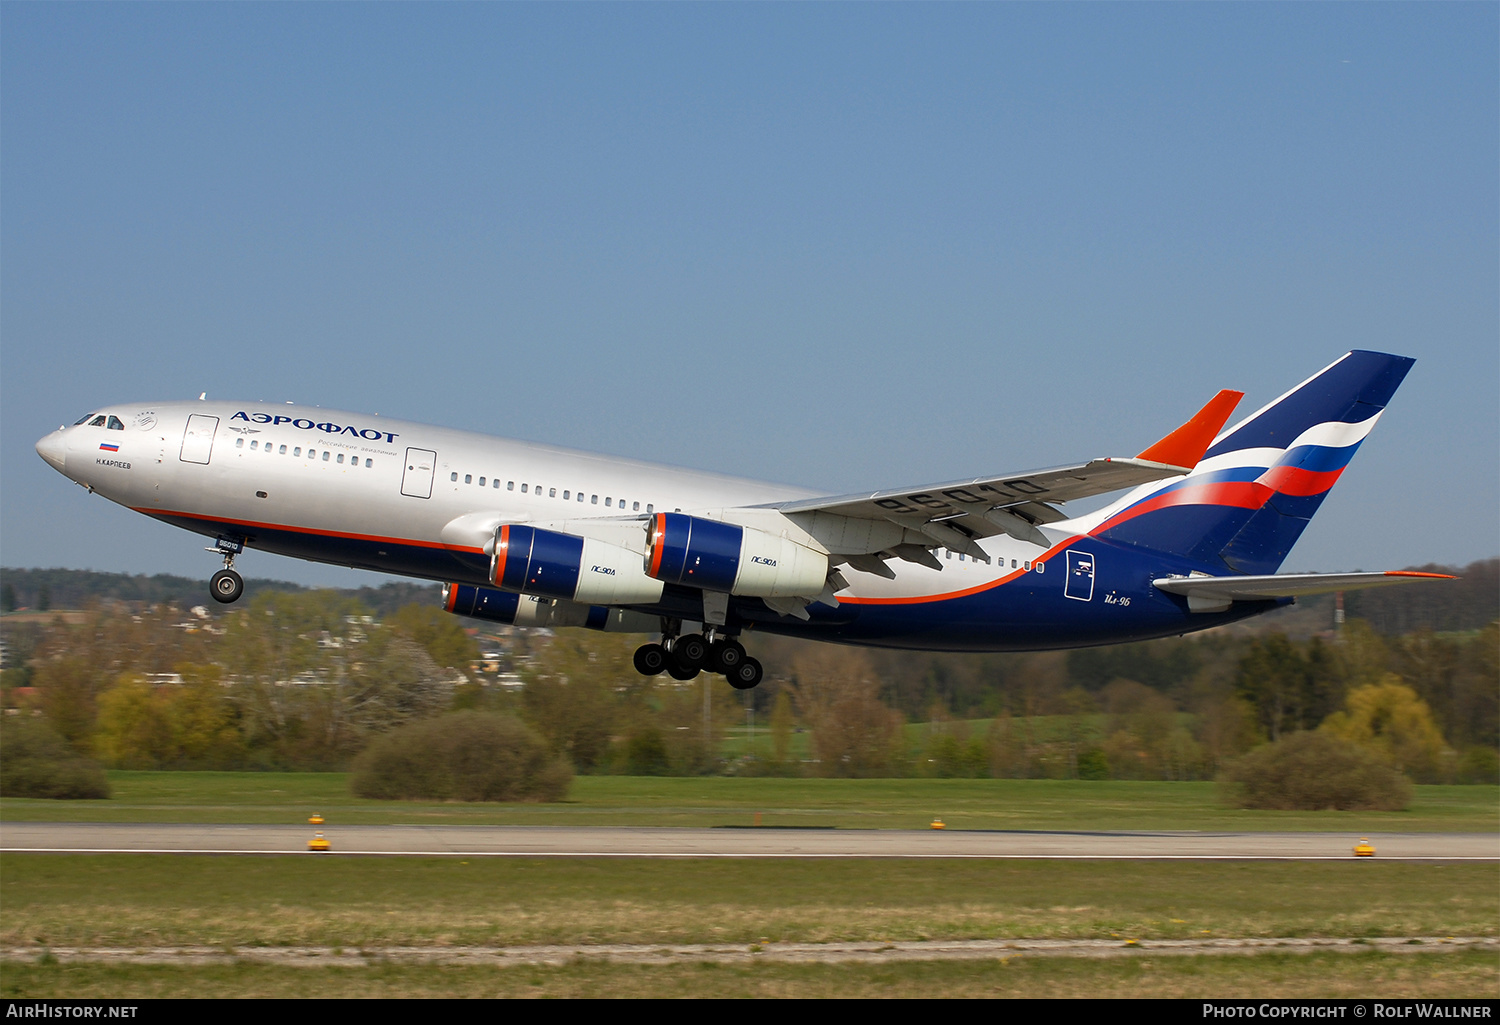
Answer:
[
  {"left": 491, "top": 524, "right": 665, "bottom": 605},
  {"left": 444, "top": 583, "right": 659, "bottom": 632},
  {"left": 646, "top": 512, "right": 829, "bottom": 598}
]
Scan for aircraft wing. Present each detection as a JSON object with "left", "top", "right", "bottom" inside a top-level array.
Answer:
[
  {"left": 1152, "top": 570, "right": 1456, "bottom": 602},
  {"left": 775, "top": 456, "right": 1193, "bottom": 526},
  {"left": 771, "top": 389, "right": 1244, "bottom": 560}
]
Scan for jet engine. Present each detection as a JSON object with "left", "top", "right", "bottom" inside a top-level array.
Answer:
[
  {"left": 444, "top": 583, "right": 658, "bottom": 632},
  {"left": 646, "top": 512, "right": 828, "bottom": 598},
  {"left": 491, "top": 524, "right": 665, "bottom": 605}
]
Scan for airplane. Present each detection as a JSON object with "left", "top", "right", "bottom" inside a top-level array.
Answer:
[{"left": 34, "top": 349, "right": 1451, "bottom": 689}]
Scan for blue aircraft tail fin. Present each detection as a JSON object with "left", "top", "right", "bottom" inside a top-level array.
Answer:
[{"left": 1087, "top": 350, "right": 1414, "bottom": 575}]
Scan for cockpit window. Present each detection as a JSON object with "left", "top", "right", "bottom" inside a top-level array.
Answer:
[
  {"left": 87, "top": 415, "right": 107, "bottom": 427},
  {"left": 74, "top": 414, "right": 98, "bottom": 426},
  {"left": 106, "top": 416, "right": 125, "bottom": 430}
]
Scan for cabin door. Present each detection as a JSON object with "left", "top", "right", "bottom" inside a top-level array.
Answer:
[
  {"left": 179, "top": 415, "right": 219, "bottom": 464},
  {"left": 401, "top": 448, "right": 437, "bottom": 499}
]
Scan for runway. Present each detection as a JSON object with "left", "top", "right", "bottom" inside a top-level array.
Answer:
[{"left": 3, "top": 822, "right": 1496, "bottom": 859}]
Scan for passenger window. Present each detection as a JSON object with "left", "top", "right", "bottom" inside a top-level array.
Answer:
[
  {"left": 251, "top": 440, "right": 259, "bottom": 450},
  {"left": 563, "top": 490, "right": 570, "bottom": 500},
  {"left": 491, "top": 478, "right": 498, "bottom": 487},
  {"left": 322, "top": 451, "right": 330, "bottom": 462},
  {"left": 479, "top": 477, "right": 485, "bottom": 487},
  {"left": 279, "top": 445, "right": 287, "bottom": 455},
  {"left": 521, "top": 484, "right": 527, "bottom": 493},
  {"left": 451, "top": 472, "right": 458, "bottom": 481},
  {"left": 507, "top": 481, "right": 514, "bottom": 490},
  {"left": 366, "top": 459, "right": 373, "bottom": 468},
  {"left": 605, "top": 497, "right": 612, "bottom": 508},
  {"left": 464, "top": 474, "right": 472, "bottom": 484},
  {"left": 632, "top": 502, "right": 640, "bottom": 512},
  {"left": 338, "top": 454, "right": 345, "bottom": 464},
  {"left": 236, "top": 438, "right": 245, "bottom": 449},
  {"left": 646, "top": 504, "right": 653, "bottom": 513},
  {"left": 107, "top": 416, "right": 124, "bottom": 430},
  {"left": 294, "top": 447, "right": 301, "bottom": 457},
  {"left": 577, "top": 493, "right": 584, "bottom": 502},
  {"left": 309, "top": 449, "right": 317, "bottom": 459},
  {"left": 591, "top": 495, "right": 598, "bottom": 505}
]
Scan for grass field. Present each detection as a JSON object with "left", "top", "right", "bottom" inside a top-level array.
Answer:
[
  {"left": 2, "top": 772, "right": 1496, "bottom": 831},
  {"left": 3, "top": 855, "right": 1496, "bottom": 949},
  {"left": 3, "top": 774, "right": 1495, "bottom": 997}
]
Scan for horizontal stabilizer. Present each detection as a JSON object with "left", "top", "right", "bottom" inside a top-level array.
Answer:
[{"left": 1153, "top": 570, "right": 1454, "bottom": 602}]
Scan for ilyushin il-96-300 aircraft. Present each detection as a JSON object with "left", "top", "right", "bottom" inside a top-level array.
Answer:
[{"left": 36, "top": 349, "right": 1450, "bottom": 689}]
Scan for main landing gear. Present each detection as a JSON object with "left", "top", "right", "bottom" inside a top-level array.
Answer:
[
  {"left": 207, "top": 536, "right": 245, "bottom": 604},
  {"left": 634, "top": 626, "right": 763, "bottom": 689}
]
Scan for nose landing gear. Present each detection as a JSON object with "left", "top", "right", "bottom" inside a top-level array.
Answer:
[
  {"left": 210, "top": 568, "right": 243, "bottom": 603},
  {"left": 207, "top": 536, "right": 246, "bottom": 604}
]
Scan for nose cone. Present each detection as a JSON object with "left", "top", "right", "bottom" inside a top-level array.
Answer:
[{"left": 35, "top": 430, "right": 67, "bottom": 472}]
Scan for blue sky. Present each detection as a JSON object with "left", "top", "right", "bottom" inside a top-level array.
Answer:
[{"left": 3, "top": 3, "right": 1495, "bottom": 587}]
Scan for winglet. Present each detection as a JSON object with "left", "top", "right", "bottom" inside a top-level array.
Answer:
[{"left": 1136, "top": 389, "right": 1244, "bottom": 469}]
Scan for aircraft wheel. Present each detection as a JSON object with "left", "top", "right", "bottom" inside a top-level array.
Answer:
[
  {"left": 210, "top": 569, "right": 243, "bottom": 604},
  {"left": 728, "top": 656, "right": 763, "bottom": 690},
  {"left": 666, "top": 659, "right": 700, "bottom": 681},
  {"left": 673, "top": 633, "right": 709, "bottom": 670},
  {"left": 633, "top": 643, "right": 668, "bottom": 676},
  {"left": 710, "top": 639, "right": 746, "bottom": 675}
]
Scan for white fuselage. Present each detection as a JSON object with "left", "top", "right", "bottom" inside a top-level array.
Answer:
[{"left": 35, "top": 399, "right": 1054, "bottom": 603}]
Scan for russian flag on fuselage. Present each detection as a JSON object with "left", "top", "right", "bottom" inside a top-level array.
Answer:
[{"left": 1086, "top": 351, "right": 1413, "bottom": 576}]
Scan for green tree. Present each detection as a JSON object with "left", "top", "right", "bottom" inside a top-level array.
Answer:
[
  {"left": 33, "top": 654, "right": 103, "bottom": 752},
  {"left": 624, "top": 727, "right": 670, "bottom": 775},
  {"left": 351, "top": 711, "right": 571, "bottom": 802},
  {"left": 384, "top": 604, "right": 481, "bottom": 677},
  {"left": 167, "top": 663, "right": 245, "bottom": 767},
  {"left": 520, "top": 633, "right": 642, "bottom": 772},
  {"left": 0, "top": 715, "right": 109, "bottom": 799},
  {"left": 1099, "top": 679, "right": 1202, "bottom": 780},
  {"left": 1322, "top": 676, "right": 1449, "bottom": 782},
  {"left": 769, "top": 690, "right": 795, "bottom": 768},
  {"left": 219, "top": 590, "right": 450, "bottom": 769},
  {"left": 786, "top": 648, "right": 904, "bottom": 777},
  {"left": 94, "top": 674, "right": 174, "bottom": 768},
  {"left": 1221, "top": 731, "right": 1411, "bottom": 811},
  {"left": 1235, "top": 635, "right": 1318, "bottom": 741}
]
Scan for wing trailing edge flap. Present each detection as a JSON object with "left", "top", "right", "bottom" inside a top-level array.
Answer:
[
  {"left": 775, "top": 388, "right": 1245, "bottom": 565},
  {"left": 1154, "top": 570, "right": 1455, "bottom": 613}
]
